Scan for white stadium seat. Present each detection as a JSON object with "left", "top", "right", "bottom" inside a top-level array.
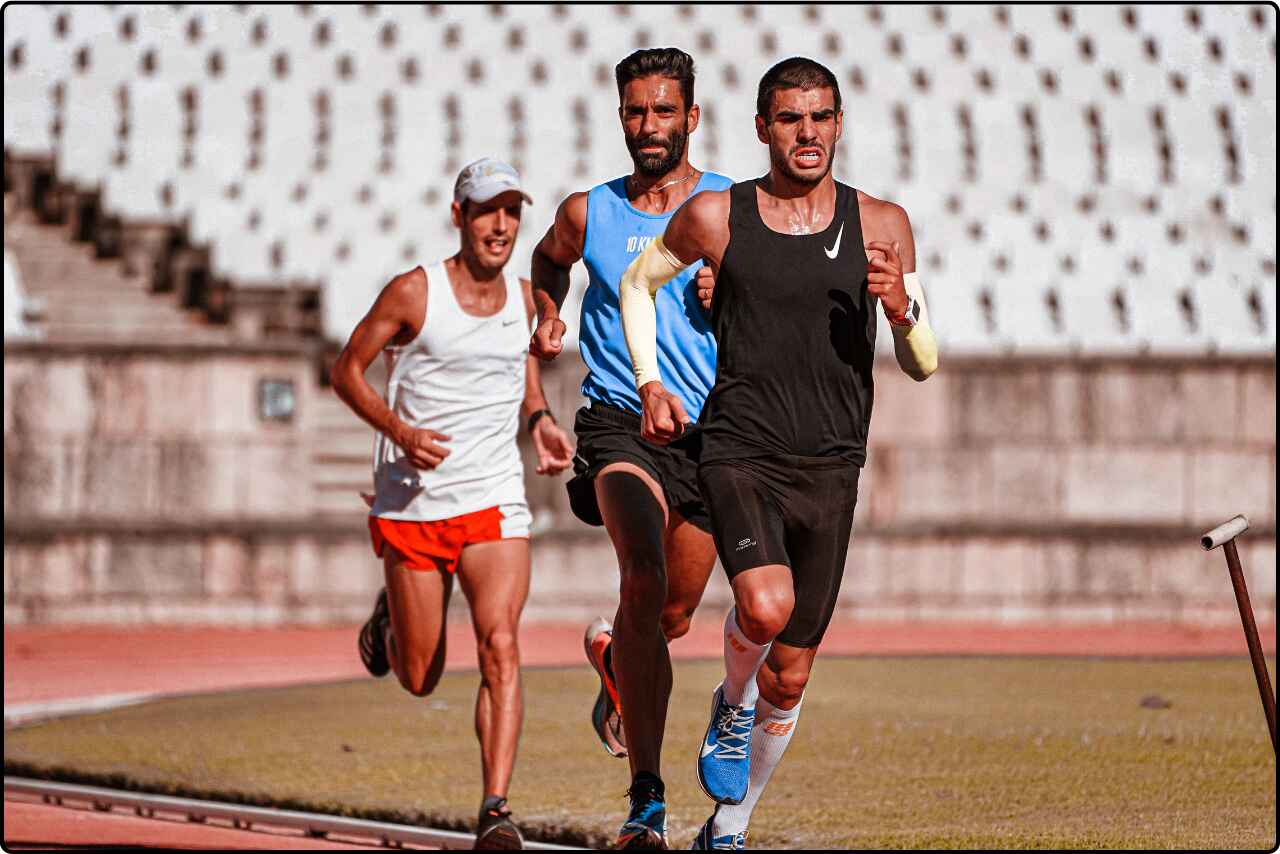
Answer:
[{"left": 2, "top": 5, "right": 1272, "bottom": 354}]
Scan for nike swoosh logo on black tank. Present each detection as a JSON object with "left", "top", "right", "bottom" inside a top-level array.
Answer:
[{"left": 700, "top": 179, "right": 875, "bottom": 466}]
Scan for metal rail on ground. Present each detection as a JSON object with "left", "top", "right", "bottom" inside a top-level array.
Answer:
[{"left": 4, "top": 776, "right": 582, "bottom": 850}]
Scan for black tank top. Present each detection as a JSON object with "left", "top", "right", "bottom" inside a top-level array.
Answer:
[{"left": 698, "top": 178, "right": 876, "bottom": 465}]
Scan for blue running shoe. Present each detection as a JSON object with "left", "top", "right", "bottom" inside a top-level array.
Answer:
[
  {"left": 696, "top": 683, "right": 754, "bottom": 805},
  {"left": 616, "top": 774, "right": 668, "bottom": 849},
  {"left": 689, "top": 810, "right": 748, "bottom": 850}
]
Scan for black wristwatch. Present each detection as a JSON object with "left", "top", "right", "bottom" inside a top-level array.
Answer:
[{"left": 527, "top": 408, "right": 555, "bottom": 434}]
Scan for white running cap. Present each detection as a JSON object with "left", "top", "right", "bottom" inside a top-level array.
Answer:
[{"left": 453, "top": 157, "right": 533, "bottom": 206}]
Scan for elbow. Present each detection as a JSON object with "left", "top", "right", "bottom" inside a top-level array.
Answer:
[
  {"left": 330, "top": 353, "right": 356, "bottom": 397},
  {"left": 529, "top": 247, "right": 550, "bottom": 277}
]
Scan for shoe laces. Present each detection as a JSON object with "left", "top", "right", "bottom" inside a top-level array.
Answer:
[
  {"left": 718, "top": 831, "right": 747, "bottom": 850},
  {"left": 712, "top": 701, "right": 754, "bottom": 759},
  {"left": 702, "top": 820, "right": 748, "bottom": 850}
]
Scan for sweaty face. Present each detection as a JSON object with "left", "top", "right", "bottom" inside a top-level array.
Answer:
[
  {"left": 454, "top": 191, "right": 523, "bottom": 269},
  {"left": 758, "top": 86, "right": 842, "bottom": 186},
  {"left": 620, "top": 76, "right": 694, "bottom": 177}
]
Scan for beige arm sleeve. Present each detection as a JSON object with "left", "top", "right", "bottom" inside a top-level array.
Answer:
[
  {"left": 891, "top": 272, "right": 939, "bottom": 381},
  {"left": 619, "top": 236, "right": 692, "bottom": 389}
]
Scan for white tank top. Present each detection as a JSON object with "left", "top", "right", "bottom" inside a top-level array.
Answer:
[{"left": 370, "top": 260, "right": 531, "bottom": 521}]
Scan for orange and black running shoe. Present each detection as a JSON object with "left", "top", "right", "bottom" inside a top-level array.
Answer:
[
  {"left": 584, "top": 616, "right": 627, "bottom": 758},
  {"left": 474, "top": 797, "right": 524, "bottom": 850},
  {"left": 358, "top": 589, "right": 390, "bottom": 678}
]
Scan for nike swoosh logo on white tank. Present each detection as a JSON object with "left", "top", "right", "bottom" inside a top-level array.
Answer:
[{"left": 824, "top": 223, "right": 843, "bottom": 259}]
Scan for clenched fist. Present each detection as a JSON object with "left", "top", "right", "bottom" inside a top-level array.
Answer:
[
  {"left": 530, "top": 313, "right": 567, "bottom": 361},
  {"left": 865, "top": 240, "right": 909, "bottom": 321},
  {"left": 639, "top": 381, "right": 691, "bottom": 445},
  {"left": 394, "top": 425, "right": 452, "bottom": 470},
  {"left": 695, "top": 265, "right": 716, "bottom": 311}
]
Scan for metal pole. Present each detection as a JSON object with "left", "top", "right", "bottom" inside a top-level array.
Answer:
[{"left": 1222, "top": 538, "right": 1276, "bottom": 754}]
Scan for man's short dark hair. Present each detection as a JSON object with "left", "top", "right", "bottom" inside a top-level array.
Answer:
[
  {"left": 615, "top": 47, "right": 696, "bottom": 111},
  {"left": 756, "top": 56, "right": 841, "bottom": 121}
]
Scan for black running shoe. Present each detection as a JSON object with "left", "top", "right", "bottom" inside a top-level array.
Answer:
[
  {"left": 474, "top": 798, "right": 524, "bottom": 850},
  {"left": 358, "top": 589, "right": 390, "bottom": 678},
  {"left": 615, "top": 774, "right": 668, "bottom": 850}
]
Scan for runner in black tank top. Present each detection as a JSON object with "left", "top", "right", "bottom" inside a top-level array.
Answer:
[
  {"left": 692, "top": 175, "right": 869, "bottom": 651},
  {"left": 700, "top": 178, "right": 875, "bottom": 468},
  {"left": 615, "top": 58, "right": 938, "bottom": 842}
]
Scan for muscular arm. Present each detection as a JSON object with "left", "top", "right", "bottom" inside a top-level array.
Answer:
[
  {"left": 332, "top": 268, "right": 453, "bottom": 470},
  {"left": 619, "top": 190, "right": 730, "bottom": 388},
  {"left": 863, "top": 200, "right": 938, "bottom": 381},
  {"left": 519, "top": 278, "right": 550, "bottom": 420},
  {"left": 528, "top": 192, "right": 587, "bottom": 359},
  {"left": 331, "top": 267, "right": 427, "bottom": 447},
  {"left": 618, "top": 191, "right": 731, "bottom": 442},
  {"left": 520, "top": 278, "right": 575, "bottom": 474}
]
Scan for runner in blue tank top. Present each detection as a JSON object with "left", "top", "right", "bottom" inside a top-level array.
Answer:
[{"left": 529, "top": 47, "right": 731, "bottom": 849}]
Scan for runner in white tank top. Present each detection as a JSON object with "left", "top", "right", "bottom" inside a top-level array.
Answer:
[
  {"left": 370, "top": 257, "right": 530, "bottom": 528},
  {"left": 331, "top": 158, "right": 574, "bottom": 850}
]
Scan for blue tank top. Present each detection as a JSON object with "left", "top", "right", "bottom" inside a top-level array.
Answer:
[{"left": 579, "top": 171, "right": 732, "bottom": 419}]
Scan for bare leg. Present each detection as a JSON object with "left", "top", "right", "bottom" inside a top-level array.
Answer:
[
  {"left": 659, "top": 510, "right": 718, "bottom": 642},
  {"left": 755, "top": 641, "right": 818, "bottom": 710},
  {"left": 595, "top": 462, "right": 671, "bottom": 780},
  {"left": 709, "top": 640, "right": 817, "bottom": 837},
  {"left": 456, "top": 538, "right": 531, "bottom": 800},
  {"left": 383, "top": 551, "right": 453, "bottom": 697}
]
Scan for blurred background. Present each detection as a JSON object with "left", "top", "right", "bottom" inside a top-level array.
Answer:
[{"left": 3, "top": 3, "right": 1275, "bottom": 629}]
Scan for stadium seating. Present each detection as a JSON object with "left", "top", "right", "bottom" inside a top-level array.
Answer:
[{"left": 3, "top": 3, "right": 1274, "bottom": 353}]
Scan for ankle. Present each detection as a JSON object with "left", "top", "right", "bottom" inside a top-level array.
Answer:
[
  {"left": 630, "top": 771, "right": 665, "bottom": 800},
  {"left": 480, "top": 794, "right": 508, "bottom": 816}
]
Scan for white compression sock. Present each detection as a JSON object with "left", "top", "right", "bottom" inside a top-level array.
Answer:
[
  {"left": 721, "top": 607, "right": 770, "bottom": 707},
  {"left": 712, "top": 694, "right": 803, "bottom": 837}
]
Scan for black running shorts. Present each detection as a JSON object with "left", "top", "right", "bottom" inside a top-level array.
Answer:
[
  {"left": 565, "top": 400, "right": 711, "bottom": 532},
  {"left": 697, "top": 455, "right": 860, "bottom": 648}
]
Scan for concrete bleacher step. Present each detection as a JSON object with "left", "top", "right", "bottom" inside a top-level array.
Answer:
[
  {"left": 312, "top": 485, "right": 372, "bottom": 516},
  {"left": 312, "top": 431, "right": 374, "bottom": 462},
  {"left": 4, "top": 199, "right": 234, "bottom": 345},
  {"left": 312, "top": 460, "right": 373, "bottom": 489},
  {"left": 308, "top": 389, "right": 375, "bottom": 513}
]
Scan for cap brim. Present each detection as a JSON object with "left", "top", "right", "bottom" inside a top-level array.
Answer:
[{"left": 465, "top": 185, "right": 534, "bottom": 206}]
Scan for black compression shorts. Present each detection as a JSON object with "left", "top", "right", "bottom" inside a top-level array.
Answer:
[
  {"left": 698, "top": 454, "right": 860, "bottom": 648},
  {"left": 565, "top": 400, "right": 711, "bottom": 533}
]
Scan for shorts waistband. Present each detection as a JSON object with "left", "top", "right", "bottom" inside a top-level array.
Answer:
[
  {"left": 585, "top": 399, "right": 642, "bottom": 428},
  {"left": 704, "top": 452, "right": 857, "bottom": 471}
]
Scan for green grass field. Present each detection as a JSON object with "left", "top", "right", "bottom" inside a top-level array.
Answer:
[{"left": 5, "top": 657, "right": 1275, "bottom": 849}]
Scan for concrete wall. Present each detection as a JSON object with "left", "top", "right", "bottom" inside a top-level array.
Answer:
[
  {"left": 4, "top": 345, "right": 1275, "bottom": 626},
  {"left": 3, "top": 342, "right": 319, "bottom": 522}
]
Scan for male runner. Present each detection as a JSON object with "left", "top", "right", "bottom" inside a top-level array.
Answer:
[
  {"left": 619, "top": 57, "right": 938, "bottom": 849},
  {"left": 529, "top": 47, "right": 732, "bottom": 848},
  {"left": 332, "top": 157, "right": 575, "bottom": 851}
]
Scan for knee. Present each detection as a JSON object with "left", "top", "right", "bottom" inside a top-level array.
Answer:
[
  {"left": 396, "top": 659, "right": 441, "bottom": 698},
  {"left": 617, "top": 554, "right": 667, "bottom": 617},
  {"left": 660, "top": 602, "right": 694, "bottom": 641},
  {"left": 476, "top": 629, "right": 520, "bottom": 684},
  {"left": 734, "top": 589, "right": 793, "bottom": 645}
]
